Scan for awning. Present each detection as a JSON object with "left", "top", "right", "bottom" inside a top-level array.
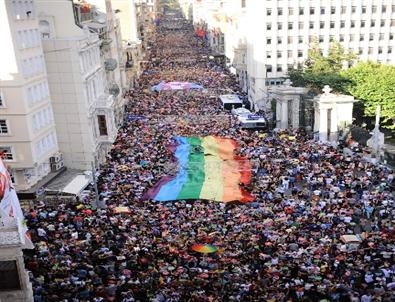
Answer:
[{"left": 62, "top": 174, "right": 91, "bottom": 196}]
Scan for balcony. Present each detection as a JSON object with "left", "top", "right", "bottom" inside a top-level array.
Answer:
[
  {"left": 109, "top": 84, "right": 120, "bottom": 97},
  {"left": 104, "top": 58, "right": 118, "bottom": 71}
]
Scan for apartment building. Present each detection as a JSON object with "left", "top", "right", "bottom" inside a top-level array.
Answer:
[
  {"left": 0, "top": 0, "right": 59, "bottom": 191},
  {"left": 36, "top": 0, "right": 117, "bottom": 170},
  {"left": 85, "top": 0, "right": 127, "bottom": 126},
  {"left": 111, "top": 0, "right": 143, "bottom": 88},
  {"left": 191, "top": 0, "right": 395, "bottom": 110}
]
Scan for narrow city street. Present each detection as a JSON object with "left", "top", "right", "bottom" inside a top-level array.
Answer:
[{"left": 22, "top": 6, "right": 395, "bottom": 302}]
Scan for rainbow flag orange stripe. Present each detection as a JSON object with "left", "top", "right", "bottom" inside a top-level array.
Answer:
[{"left": 145, "top": 136, "right": 254, "bottom": 203}]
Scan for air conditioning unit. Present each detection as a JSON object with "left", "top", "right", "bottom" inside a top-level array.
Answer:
[
  {"left": 50, "top": 152, "right": 63, "bottom": 163},
  {"left": 50, "top": 160, "right": 64, "bottom": 172}
]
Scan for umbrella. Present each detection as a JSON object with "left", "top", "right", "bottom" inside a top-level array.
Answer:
[{"left": 191, "top": 244, "right": 217, "bottom": 254}]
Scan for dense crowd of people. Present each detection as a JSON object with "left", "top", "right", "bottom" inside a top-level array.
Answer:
[{"left": 24, "top": 8, "right": 394, "bottom": 302}]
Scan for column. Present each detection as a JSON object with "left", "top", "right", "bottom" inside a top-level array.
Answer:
[
  {"left": 292, "top": 97, "right": 300, "bottom": 128},
  {"left": 280, "top": 99, "right": 288, "bottom": 129},
  {"left": 319, "top": 107, "right": 328, "bottom": 142},
  {"left": 276, "top": 98, "right": 282, "bottom": 128},
  {"left": 329, "top": 106, "right": 338, "bottom": 142}
]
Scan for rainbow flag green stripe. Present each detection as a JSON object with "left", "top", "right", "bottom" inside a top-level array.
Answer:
[{"left": 145, "top": 136, "right": 254, "bottom": 203}]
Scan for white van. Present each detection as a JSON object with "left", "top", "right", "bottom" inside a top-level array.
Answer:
[
  {"left": 231, "top": 107, "right": 267, "bottom": 129},
  {"left": 237, "top": 114, "right": 267, "bottom": 129},
  {"left": 219, "top": 94, "right": 243, "bottom": 110}
]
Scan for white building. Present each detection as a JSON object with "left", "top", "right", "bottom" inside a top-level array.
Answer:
[
  {"left": 190, "top": 0, "right": 395, "bottom": 110},
  {"left": 36, "top": 0, "right": 117, "bottom": 170},
  {"left": 111, "top": 0, "right": 143, "bottom": 89},
  {"left": 0, "top": 0, "right": 60, "bottom": 191},
  {"left": 85, "top": 0, "right": 127, "bottom": 126}
]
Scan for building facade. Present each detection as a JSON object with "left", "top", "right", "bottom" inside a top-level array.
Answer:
[
  {"left": 191, "top": 0, "right": 395, "bottom": 110},
  {"left": 0, "top": 0, "right": 59, "bottom": 191},
  {"left": 111, "top": 0, "right": 143, "bottom": 89},
  {"left": 36, "top": 0, "right": 117, "bottom": 170}
]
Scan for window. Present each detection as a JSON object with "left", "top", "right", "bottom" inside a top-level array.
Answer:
[
  {"left": 267, "top": 8, "right": 272, "bottom": 16},
  {"left": 278, "top": 22, "right": 282, "bottom": 30},
  {"left": 298, "top": 22, "right": 304, "bottom": 29},
  {"left": 362, "top": 6, "right": 367, "bottom": 14},
  {"left": 379, "top": 33, "right": 385, "bottom": 40},
  {"left": 266, "top": 65, "right": 272, "bottom": 73},
  {"left": 299, "top": 8, "right": 304, "bottom": 15},
  {"left": 369, "top": 34, "right": 374, "bottom": 41},
  {"left": 298, "top": 50, "right": 303, "bottom": 58},
  {"left": 309, "top": 36, "right": 315, "bottom": 43},
  {"left": 0, "top": 91, "right": 3, "bottom": 107},
  {"left": 330, "top": 21, "right": 335, "bottom": 29},
  {"left": 390, "top": 33, "right": 394, "bottom": 40},
  {"left": 310, "top": 7, "right": 315, "bottom": 15},
  {"left": 368, "top": 47, "right": 373, "bottom": 54},
  {"left": 277, "top": 65, "right": 282, "bottom": 72},
  {"left": 371, "top": 20, "right": 375, "bottom": 27},
  {"left": 277, "top": 51, "right": 282, "bottom": 58},
  {"left": 372, "top": 6, "right": 377, "bottom": 13},
  {"left": 298, "top": 36, "right": 303, "bottom": 43},
  {"left": 391, "top": 19, "right": 395, "bottom": 26},
  {"left": 320, "top": 7, "right": 325, "bottom": 14},
  {"left": 267, "top": 23, "right": 272, "bottom": 30},
  {"left": 319, "top": 35, "right": 324, "bottom": 43},
  {"left": 278, "top": 8, "right": 283, "bottom": 15},
  {"left": 340, "top": 21, "right": 345, "bottom": 28},
  {"left": 288, "top": 7, "right": 293, "bottom": 15},
  {"left": 382, "top": 5, "right": 386, "bottom": 13},
  {"left": 329, "top": 35, "right": 335, "bottom": 42},
  {"left": 0, "top": 120, "right": 8, "bottom": 134},
  {"left": 351, "top": 21, "right": 355, "bottom": 28},
  {"left": 287, "top": 64, "right": 294, "bottom": 70},
  {"left": 0, "top": 261, "right": 21, "bottom": 290},
  {"left": 360, "top": 34, "right": 364, "bottom": 41},
  {"left": 393, "top": 5, "right": 395, "bottom": 13},
  {"left": 287, "top": 50, "right": 292, "bottom": 58},
  {"left": 350, "top": 34, "right": 355, "bottom": 41},
  {"left": 358, "top": 48, "right": 363, "bottom": 55},
  {"left": 97, "top": 115, "right": 108, "bottom": 136},
  {"left": 0, "top": 147, "right": 13, "bottom": 160},
  {"left": 331, "top": 7, "right": 336, "bottom": 14},
  {"left": 266, "top": 51, "right": 272, "bottom": 58},
  {"left": 339, "top": 35, "right": 344, "bottom": 42},
  {"left": 341, "top": 6, "right": 346, "bottom": 14},
  {"left": 241, "top": 0, "right": 246, "bottom": 8},
  {"left": 320, "top": 21, "right": 325, "bottom": 29},
  {"left": 266, "top": 38, "right": 271, "bottom": 44},
  {"left": 309, "top": 22, "right": 314, "bottom": 29},
  {"left": 361, "top": 20, "right": 366, "bottom": 27},
  {"left": 287, "top": 36, "right": 293, "bottom": 44},
  {"left": 352, "top": 6, "right": 356, "bottom": 13},
  {"left": 388, "top": 47, "right": 393, "bottom": 54},
  {"left": 381, "top": 20, "right": 385, "bottom": 27},
  {"left": 277, "top": 37, "right": 282, "bottom": 44},
  {"left": 288, "top": 22, "right": 293, "bottom": 30},
  {"left": 378, "top": 47, "right": 383, "bottom": 54}
]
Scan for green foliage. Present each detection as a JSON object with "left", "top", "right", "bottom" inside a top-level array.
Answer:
[
  {"left": 288, "top": 40, "right": 355, "bottom": 93},
  {"left": 341, "top": 62, "right": 395, "bottom": 129}
]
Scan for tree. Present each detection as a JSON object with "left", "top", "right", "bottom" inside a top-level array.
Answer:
[
  {"left": 341, "top": 62, "right": 395, "bottom": 129},
  {"left": 288, "top": 40, "right": 355, "bottom": 93}
]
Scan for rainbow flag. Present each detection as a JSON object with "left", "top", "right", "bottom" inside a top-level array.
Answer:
[{"left": 145, "top": 136, "right": 254, "bottom": 202}]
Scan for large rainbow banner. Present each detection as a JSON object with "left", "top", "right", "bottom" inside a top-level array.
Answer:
[{"left": 145, "top": 136, "right": 254, "bottom": 202}]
